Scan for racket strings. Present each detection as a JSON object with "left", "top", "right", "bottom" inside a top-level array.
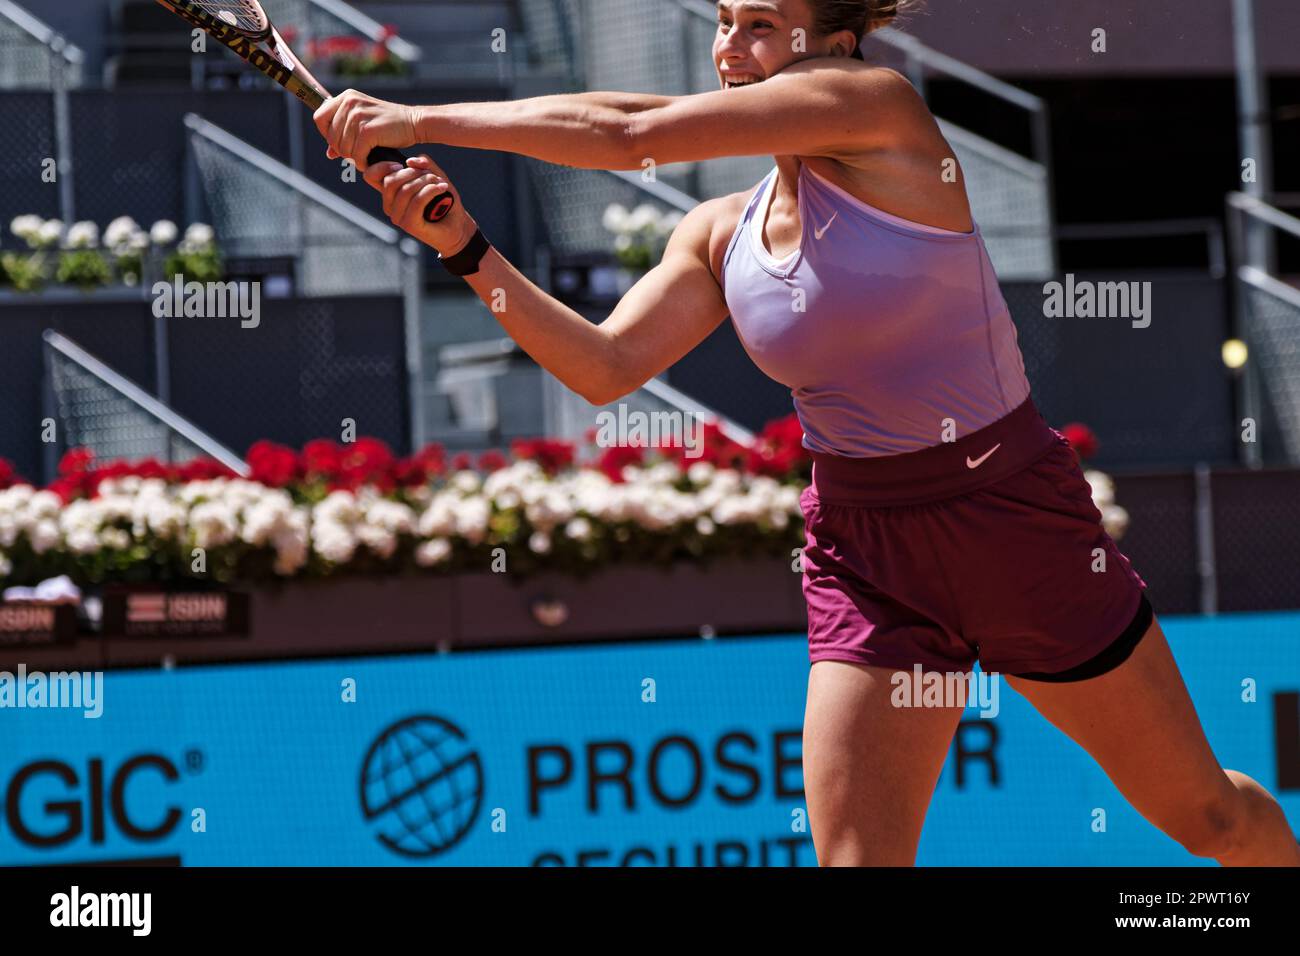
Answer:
[{"left": 191, "top": 0, "right": 269, "bottom": 35}]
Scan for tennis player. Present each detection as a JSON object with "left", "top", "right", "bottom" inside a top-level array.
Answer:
[{"left": 315, "top": 0, "right": 1300, "bottom": 866}]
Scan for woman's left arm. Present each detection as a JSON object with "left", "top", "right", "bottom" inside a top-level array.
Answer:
[
  {"left": 316, "top": 89, "right": 672, "bottom": 171},
  {"left": 625, "top": 60, "right": 921, "bottom": 164}
]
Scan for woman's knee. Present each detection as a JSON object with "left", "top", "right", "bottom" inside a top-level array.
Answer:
[{"left": 1163, "top": 791, "right": 1245, "bottom": 860}]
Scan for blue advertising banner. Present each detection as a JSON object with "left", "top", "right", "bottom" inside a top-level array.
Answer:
[{"left": 2, "top": 612, "right": 1297, "bottom": 866}]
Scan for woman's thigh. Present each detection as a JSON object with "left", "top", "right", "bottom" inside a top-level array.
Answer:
[{"left": 804, "top": 659, "right": 965, "bottom": 865}]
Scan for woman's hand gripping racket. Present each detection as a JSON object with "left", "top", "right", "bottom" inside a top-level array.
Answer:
[{"left": 153, "top": 0, "right": 454, "bottom": 224}]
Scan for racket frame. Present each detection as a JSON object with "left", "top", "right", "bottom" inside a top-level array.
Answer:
[{"left": 152, "top": 0, "right": 455, "bottom": 222}]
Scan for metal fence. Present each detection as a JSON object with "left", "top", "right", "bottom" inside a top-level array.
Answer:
[
  {"left": 184, "top": 113, "right": 426, "bottom": 446},
  {"left": 1226, "top": 192, "right": 1300, "bottom": 467},
  {"left": 0, "top": 1, "right": 81, "bottom": 223},
  {"left": 430, "top": 334, "right": 753, "bottom": 452},
  {"left": 42, "top": 330, "right": 248, "bottom": 478},
  {"left": 259, "top": 0, "right": 422, "bottom": 65},
  {"left": 0, "top": 0, "right": 82, "bottom": 90}
]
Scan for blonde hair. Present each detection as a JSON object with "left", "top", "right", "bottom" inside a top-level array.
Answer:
[{"left": 810, "top": 0, "right": 922, "bottom": 58}]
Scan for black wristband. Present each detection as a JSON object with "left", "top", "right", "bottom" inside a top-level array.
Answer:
[{"left": 438, "top": 228, "right": 491, "bottom": 277}]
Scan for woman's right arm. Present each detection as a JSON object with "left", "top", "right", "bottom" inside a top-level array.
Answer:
[{"left": 457, "top": 200, "right": 731, "bottom": 406}]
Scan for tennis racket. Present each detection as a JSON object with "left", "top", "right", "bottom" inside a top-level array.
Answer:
[{"left": 154, "top": 0, "right": 455, "bottom": 223}]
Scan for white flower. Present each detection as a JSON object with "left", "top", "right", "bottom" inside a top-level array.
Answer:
[
  {"left": 1101, "top": 504, "right": 1129, "bottom": 541},
  {"left": 189, "top": 500, "right": 238, "bottom": 549},
  {"left": 454, "top": 497, "right": 491, "bottom": 544},
  {"left": 695, "top": 516, "right": 715, "bottom": 536},
  {"left": 104, "top": 216, "right": 140, "bottom": 250},
  {"left": 659, "top": 210, "right": 685, "bottom": 236},
  {"left": 35, "top": 219, "right": 63, "bottom": 249},
  {"left": 28, "top": 519, "right": 61, "bottom": 554},
  {"left": 528, "top": 531, "right": 551, "bottom": 554},
  {"left": 1084, "top": 469, "right": 1115, "bottom": 507},
  {"left": 564, "top": 517, "right": 593, "bottom": 541},
  {"left": 686, "top": 461, "right": 715, "bottom": 485},
  {"left": 614, "top": 233, "right": 634, "bottom": 253},
  {"left": 415, "top": 537, "right": 452, "bottom": 567},
  {"left": 183, "top": 223, "right": 215, "bottom": 246},
  {"left": 10, "top": 214, "right": 43, "bottom": 241},
  {"left": 150, "top": 220, "right": 178, "bottom": 246},
  {"left": 628, "top": 204, "right": 661, "bottom": 233},
  {"left": 0, "top": 553, "right": 10, "bottom": 578},
  {"left": 65, "top": 221, "right": 99, "bottom": 249},
  {"left": 601, "top": 203, "right": 630, "bottom": 234},
  {"left": 99, "top": 527, "right": 131, "bottom": 551},
  {"left": 313, "top": 520, "right": 357, "bottom": 564},
  {"left": 451, "top": 470, "right": 481, "bottom": 495}
]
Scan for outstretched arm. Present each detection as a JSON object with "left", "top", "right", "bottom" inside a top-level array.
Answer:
[
  {"left": 315, "top": 60, "right": 915, "bottom": 171},
  {"left": 316, "top": 89, "right": 672, "bottom": 171}
]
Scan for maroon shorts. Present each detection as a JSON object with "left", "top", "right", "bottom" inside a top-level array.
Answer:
[{"left": 799, "top": 397, "right": 1148, "bottom": 676}]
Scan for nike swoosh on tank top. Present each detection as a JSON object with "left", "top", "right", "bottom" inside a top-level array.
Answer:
[{"left": 720, "top": 162, "right": 1031, "bottom": 458}]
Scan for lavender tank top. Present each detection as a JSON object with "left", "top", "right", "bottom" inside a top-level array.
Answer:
[{"left": 720, "top": 162, "right": 1031, "bottom": 457}]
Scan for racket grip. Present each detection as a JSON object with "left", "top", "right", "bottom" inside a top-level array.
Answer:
[{"left": 366, "top": 146, "right": 456, "bottom": 223}]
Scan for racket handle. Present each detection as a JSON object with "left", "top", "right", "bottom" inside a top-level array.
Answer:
[{"left": 366, "top": 147, "right": 456, "bottom": 223}]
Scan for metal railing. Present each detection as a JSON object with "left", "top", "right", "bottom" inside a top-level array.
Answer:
[
  {"left": 433, "top": 336, "right": 755, "bottom": 449},
  {"left": 262, "top": 0, "right": 422, "bottom": 64},
  {"left": 183, "top": 113, "right": 426, "bottom": 447},
  {"left": 1225, "top": 191, "right": 1300, "bottom": 467},
  {"left": 0, "top": 0, "right": 83, "bottom": 89},
  {"left": 42, "top": 330, "right": 249, "bottom": 478},
  {"left": 0, "top": 0, "right": 81, "bottom": 221}
]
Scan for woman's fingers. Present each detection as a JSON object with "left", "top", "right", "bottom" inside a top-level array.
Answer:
[
  {"left": 363, "top": 161, "right": 403, "bottom": 193},
  {"left": 400, "top": 182, "right": 453, "bottom": 233},
  {"left": 380, "top": 165, "right": 425, "bottom": 218},
  {"left": 389, "top": 171, "right": 429, "bottom": 224}
]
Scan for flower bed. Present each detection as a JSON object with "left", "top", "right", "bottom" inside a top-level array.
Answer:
[
  {"left": 1, "top": 216, "right": 221, "bottom": 293},
  {"left": 0, "top": 418, "right": 1127, "bottom": 589},
  {"left": 0, "top": 419, "right": 810, "bottom": 588}
]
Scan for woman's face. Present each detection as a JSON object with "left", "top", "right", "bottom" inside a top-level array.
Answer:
[{"left": 713, "top": 0, "right": 850, "bottom": 90}]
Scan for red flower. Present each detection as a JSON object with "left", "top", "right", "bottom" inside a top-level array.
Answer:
[
  {"left": 340, "top": 437, "right": 395, "bottom": 482},
  {"left": 510, "top": 438, "right": 576, "bottom": 476},
  {"left": 596, "top": 442, "right": 647, "bottom": 483},
  {"left": 664, "top": 420, "right": 748, "bottom": 472},
  {"left": 58, "top": 448, "right": 95, "bottom": 476},
  {"left": 175, "top": 458, "right": 235, "bottom": 482},
  {"left": 131, "top": 458, "right": 169, "bottom": 480},
  {"left": 477, "top": 449, "right": 508, "bottom": 473},
  {"left": 746, "top": 413, "right": 810, "bottom": 478},
  {"left": 1060, "top": 423, "right": 1099, "bottom": 460},
  {"left": 46, "top": 475, "right": 83, "bottom": 503},
  {"left": 246, "top": 441, "right": 301, "bottom": 487},
  {"left": 393, "top": 443, "right": 445, "bottom": 487},
  {"left": 449, "top": 452, "right": 474, "bottom": 472},
  {"left": 0, "top": 457, "right": 23, "bottom": 489},
  {"left": 302, "top": 439, "right": 344, "bottom": 480}
]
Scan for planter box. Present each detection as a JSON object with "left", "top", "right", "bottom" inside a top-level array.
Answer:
[
  {"left": 0, "top": 559, "right": 807, "bottom": 672},
  {"left": 0, "top": 286, "right": 148, "bottom": 304}
]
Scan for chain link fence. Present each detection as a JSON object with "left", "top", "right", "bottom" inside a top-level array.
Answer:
[
  {"left": 43, "top": 330, "right": 246, "bottom": 476},
  {"left": 186, "top": 113, "right": 412, "bottom": 297},
  {"left": 0, "top": 0, "right": 82, "bottom": 90}
]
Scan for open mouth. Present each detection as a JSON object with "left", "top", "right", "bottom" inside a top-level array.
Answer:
[{"left": 722, "top": 75, "right": 762, "bottom": 89}]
